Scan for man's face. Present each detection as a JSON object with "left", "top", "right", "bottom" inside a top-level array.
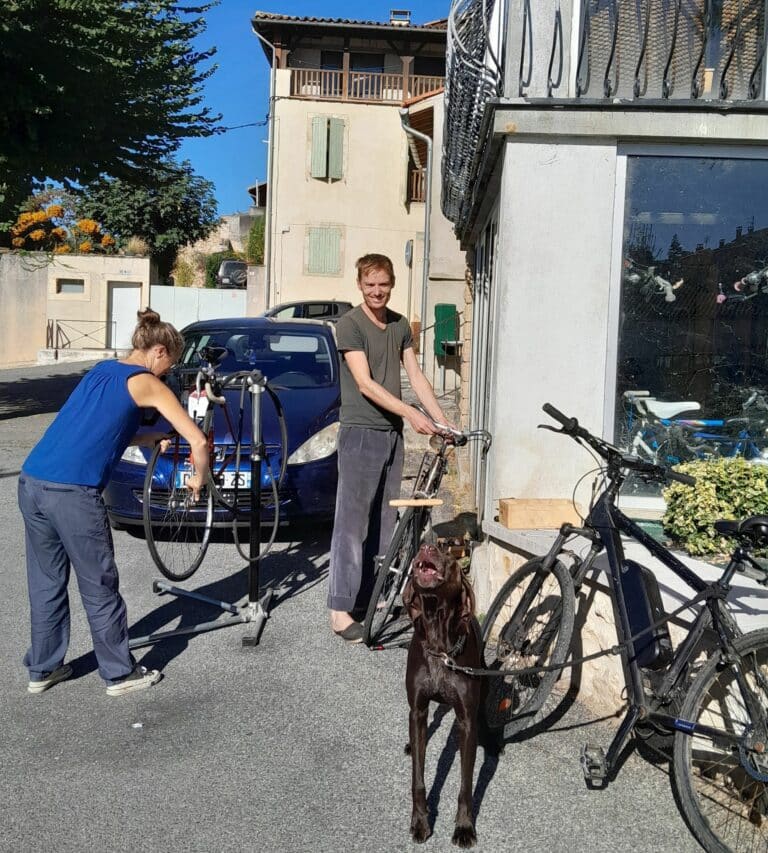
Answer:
[{"left": 358, "top": 267, "right": 393, "bottom": 312}]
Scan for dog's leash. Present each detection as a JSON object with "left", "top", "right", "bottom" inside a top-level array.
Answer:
[{"left": 435, "top": 645, "right": 625, "bottom": 678}]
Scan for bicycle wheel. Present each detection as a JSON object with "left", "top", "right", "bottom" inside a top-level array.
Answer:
[
  {"left": 673, "top": 628, "right": 768, "bottom": 853},
  {"left": 362, "top": 507, "right": 425, "bottom": 646},
  {"left": 143, "top": 439, "right": 214, "bottom": 581},
  {"left": 481, "top": 556, "right": 575, "bottom": 739}
]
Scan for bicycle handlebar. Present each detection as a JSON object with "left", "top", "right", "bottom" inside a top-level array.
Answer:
[
  {"left": 542, "top": 403, "right": 696, "bottom": 487},
  {"left": 414, "top": 405, "right": 492, "bottom": 449}
]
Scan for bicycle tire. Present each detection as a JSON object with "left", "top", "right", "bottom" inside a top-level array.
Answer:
[
  {"left": 143, "top": 439, "right": 214, "bottom": 581},
  {"left": 672, "top": 627, "right": 768, "bottom": 853},
  {"left": 481, "top": 556, "right": 576, "bottom": 739},
  {"left": 362, "top": 506, "right": 425, "bottom": 646}
]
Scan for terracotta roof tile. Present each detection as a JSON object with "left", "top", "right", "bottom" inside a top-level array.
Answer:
[{"left": 252, "top": 11, "right": 447, "bottom": 31}]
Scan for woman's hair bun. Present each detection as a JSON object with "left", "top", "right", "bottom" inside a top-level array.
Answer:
[{"left": 137, "top": 307, "right": 161, "bottom": 326}]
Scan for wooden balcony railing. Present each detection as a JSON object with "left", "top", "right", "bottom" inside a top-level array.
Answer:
[
  {"left": 409, "top": 168, "right": 426, "bottom": 203},
  {"left": 290, "top": 69, "right": 444, "bottom": 103}
]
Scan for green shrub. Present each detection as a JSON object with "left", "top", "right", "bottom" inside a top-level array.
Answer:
[
  {"left": 171, "top": 257, "right": 195, "bottom": 287},
  {"left": 246, "top": 216, "right": 265, "bottom": 265},
  {"left": 662, "top": 457, "right": 768, "bottom": 555},
  {"left": 204, "top": 250, "right": 240, "bottom": 289}
]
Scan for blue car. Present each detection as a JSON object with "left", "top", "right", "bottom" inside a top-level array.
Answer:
[{"left": 104, "top": 317, "right": 341, "bottom": 531}]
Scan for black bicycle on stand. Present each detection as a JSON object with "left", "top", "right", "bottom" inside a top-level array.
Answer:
[
  {"left": 362, "top": 420, "right": 492, "bottom": 647},
  {"left": 479, "top": 403, "right": 768, "bottom": 853},
  {"left": 142, "top": 345, "right": 287, "bottom": 582}
]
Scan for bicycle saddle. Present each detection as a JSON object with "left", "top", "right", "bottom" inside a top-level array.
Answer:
[
  {"left": 714, "top": 516, "right": 768, "bottom": 544},
  {"left": 644, "top": 399, "right": 701, "bottom": 419}
]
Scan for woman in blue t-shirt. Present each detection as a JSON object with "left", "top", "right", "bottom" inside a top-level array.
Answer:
[{"left": 19, "top": 308, "right": 209, "bottom": 696}]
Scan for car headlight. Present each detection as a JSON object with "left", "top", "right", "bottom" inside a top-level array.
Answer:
[
  {"left": 121, "top": 445, "right": 148, "bottom": 465},
  {"left": 287, "top": 422, "right": 339, "bottom": 465}
]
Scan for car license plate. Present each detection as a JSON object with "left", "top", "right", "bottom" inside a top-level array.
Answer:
[{"left": 174, "top": 470, "right": 251, "bottom": 489}]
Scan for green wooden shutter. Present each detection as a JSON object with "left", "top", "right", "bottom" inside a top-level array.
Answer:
[
  {"left": 310, "top": 116, "right": 329, "bottom": 178},
  {"left": 308, "top": 227, "right": 341, "bottom": 275},
  {"left": 328, "top": 117, "right": 344, "bottom": 180}
]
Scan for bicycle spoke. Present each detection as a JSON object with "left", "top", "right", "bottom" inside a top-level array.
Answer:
[
  {"left": 143, "top": 439, "right": 213, "bottom": 581},
  {"left": 482, "top": 558, "right": 575, "bottom": 738},
  {"left": 675, "top": 632, "right": 768, "bottom": 852}
]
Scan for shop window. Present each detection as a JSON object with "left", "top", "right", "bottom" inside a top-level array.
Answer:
[
  {"left": 56, "top": 278, "right": 85, "bottom": 294},
  {"left": 310, "top": 116, "right": 345, "bottom": 181},
  {"left": 306, "top": 226, "right": 342, "bottom": 275},
  {"left": 615, "top": 155, "right": 768, "bottom": 484}
]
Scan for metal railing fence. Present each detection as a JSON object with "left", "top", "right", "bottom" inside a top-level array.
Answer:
[{"left": 46, "top": 319, "right": 117, "bottom": 353}]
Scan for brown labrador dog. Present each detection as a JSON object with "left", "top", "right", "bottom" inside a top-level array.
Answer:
[{"left": 403, "top": 541, "right": 482, "bottom": 848}]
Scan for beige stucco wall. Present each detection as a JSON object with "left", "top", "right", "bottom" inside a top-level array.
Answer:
[
  {"left": 269, "top": 71, "right": 464, "bottom": 326},
  {"left": 0, "top": 252, "right": 48, "bottom": 366},
  {"left": 0, "top": 252, "right": 153, "bottom": 364},
  {"left": 45, "top": 254, "right": 153, "bottom": 348}
]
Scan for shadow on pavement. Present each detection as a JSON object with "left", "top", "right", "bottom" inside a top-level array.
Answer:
[
  {"left": 0, "top": 367, "right": 91, "bottom": 420},
  {"left": 65, "top": 527, "right": 331, "bottom": 679},
  {"left": 417, "top": 703, "right": 501, "bottom": 837}
]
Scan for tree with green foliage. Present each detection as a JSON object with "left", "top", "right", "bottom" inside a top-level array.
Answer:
[
  {"left": 246, "top": 217, "right": 265, "bottom": 265},
  {"left": 0, "top": 0, "right": 220, "bottom": 231},
  {"left": 77, "top": 160, "right": 219, "bottom": 280}
]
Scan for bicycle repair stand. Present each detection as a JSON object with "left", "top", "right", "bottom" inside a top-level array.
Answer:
[{"left": 129, "top": 370, "right": 273, "bottom": 651}]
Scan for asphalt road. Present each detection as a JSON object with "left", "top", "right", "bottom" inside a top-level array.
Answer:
[{"left": 0, "top": 361, "right": 701, "bottom": 853}]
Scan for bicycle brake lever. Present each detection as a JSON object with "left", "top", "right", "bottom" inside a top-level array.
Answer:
[{"left": 538, "top": 423, "right": 562, "bottom": 433}]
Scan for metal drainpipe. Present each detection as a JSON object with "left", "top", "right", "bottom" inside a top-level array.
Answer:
[
  {"left": 399, "top": 107, "right": 431, "bottom": 371},
  {"left": 252, "top": 28, "right": 277, "bottom": 310}
]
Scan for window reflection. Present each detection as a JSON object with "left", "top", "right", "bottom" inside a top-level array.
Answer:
[{"left": 616, "top": 155, "right": 768, "bottom": 489}]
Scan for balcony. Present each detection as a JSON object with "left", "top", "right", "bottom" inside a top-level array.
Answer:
[
  {"left": 409, "top": 167, "right": 427, "bottom": 203},
  {"left": 290, "top": 68, "right": 444, "bottom": 104}
]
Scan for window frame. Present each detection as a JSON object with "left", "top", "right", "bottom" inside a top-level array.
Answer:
[{"left": 607, "top": 142, "right": 768, "bottom": 505}]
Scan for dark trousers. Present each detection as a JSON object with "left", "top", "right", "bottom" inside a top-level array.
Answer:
[
  {"left": 327, "top": 427, "right": 404, "bottom": 613},
  {"left": 18, "top": 474, "right": 134, "bottom": 684}
]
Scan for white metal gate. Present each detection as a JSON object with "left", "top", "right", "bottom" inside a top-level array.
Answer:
[
  {"left": 108, "top": 282, "right": 142, "bottom": 348},
  {"left": 149, "top": 286, "right": 247, "bottom": 330}
]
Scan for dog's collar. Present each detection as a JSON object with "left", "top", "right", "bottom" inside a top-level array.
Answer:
[{"left": 425, "top": 632, "right": 467, "bottom": 661}]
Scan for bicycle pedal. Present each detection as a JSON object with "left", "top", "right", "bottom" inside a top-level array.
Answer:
[{"left": 580, "top": 743, "right": 607, "bottom": 785}]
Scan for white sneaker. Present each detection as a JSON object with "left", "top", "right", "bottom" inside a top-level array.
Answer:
[
  {"left": 106, "top": 665, "right": 161, "bottom": 696},
  {"left": 28, "top": 663, "right": 73, "bottom": 694}
]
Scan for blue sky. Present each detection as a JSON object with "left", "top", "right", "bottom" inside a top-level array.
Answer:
[{"left": 177, "top": 1, "right": 451, "bottom": 215}]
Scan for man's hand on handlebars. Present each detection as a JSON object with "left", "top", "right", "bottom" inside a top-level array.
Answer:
[
  {"left": 408, "top": 405, "right": 457, "bottom": 436},
  {"left": 408, "top": 404, "right": 458, "bottom": 437}
]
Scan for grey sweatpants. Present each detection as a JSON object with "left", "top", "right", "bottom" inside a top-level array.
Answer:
[
  {"left": 327, "top": 426, "right": 404, "bottom": 613},
  {"left": 18, "top": 473, "right": 135, "bottom": 684}
]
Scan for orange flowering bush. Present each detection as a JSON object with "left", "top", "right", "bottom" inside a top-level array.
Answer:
[{"left": 9, "top": 202, "right": 116, "bottom": 255}]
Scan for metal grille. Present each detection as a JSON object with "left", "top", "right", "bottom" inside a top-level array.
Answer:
[
  {"left": 441, "top": 0, "right": 504, "bottom": 232},
  {"left": 577, "top": 0, "right": 765, "bottom": 100}
]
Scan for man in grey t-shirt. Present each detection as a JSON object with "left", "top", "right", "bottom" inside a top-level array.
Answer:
[{"left": 328, "top": 253, "right": 452, "bottom": 642}]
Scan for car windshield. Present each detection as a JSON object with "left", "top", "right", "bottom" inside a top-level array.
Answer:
[{"left": 179, "top": 328, "right": 335, "bottom": 388}]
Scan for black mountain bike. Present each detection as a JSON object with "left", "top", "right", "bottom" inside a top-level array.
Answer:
[
  {"left": 362, "top": 421, "right": 491, "bottom": 647},
  {"left": 481, "top": 403, "right": 767, "bottom": 853}
]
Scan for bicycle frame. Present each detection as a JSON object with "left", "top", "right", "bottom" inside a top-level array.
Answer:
[{"left": 544, "top": 478, "right": 752, "bottom": 781}]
